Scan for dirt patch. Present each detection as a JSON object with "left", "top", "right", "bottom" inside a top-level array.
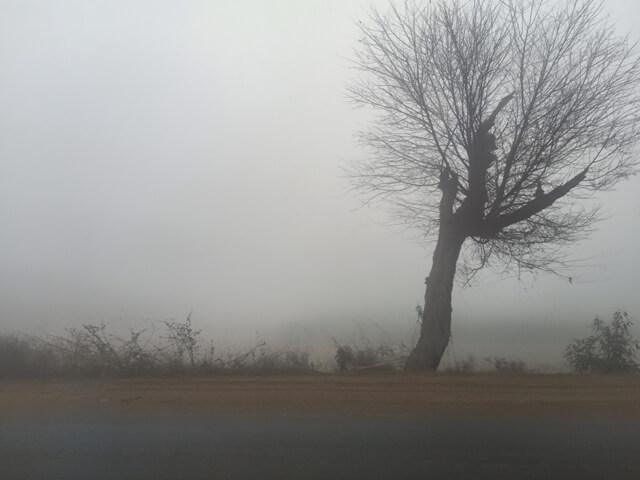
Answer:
[{"left": 2, "top": 372, "right": 640, "bottom": 416}]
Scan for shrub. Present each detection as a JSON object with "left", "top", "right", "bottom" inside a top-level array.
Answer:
[
  {"left": 333, "top": 341, "right": 353, "bottom": 372},
  {"left": 565, "top": 310, "right": 640, "bottom": 373},
  {"left": 44, "top": 322, "right": 159, "bottom": 376},
  {"left": 253, "top": 348, "right": 315, "bottom": 373},
  {"left": 445, "top": 355, "right": 476, "bottom": 373},
  {"left": 0, "top": 334, "right": 59, "bottom": 378},
  {"left": 486, "top": 356, "right": 527, "bottom": 373},
  {"left": 162, "top": 314, "right": 202, "bottom": 368},
  {"left": 333, "top": 339, "right": 401, "bottom": 372}
]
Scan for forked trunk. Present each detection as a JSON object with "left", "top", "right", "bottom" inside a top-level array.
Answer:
[{"left": 405, "top": 226, "right": 465, "bottom": 371}]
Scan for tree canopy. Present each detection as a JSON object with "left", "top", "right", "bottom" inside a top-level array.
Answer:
[{"left": 350, "top": 0, "right": 640, "bottom": 282}]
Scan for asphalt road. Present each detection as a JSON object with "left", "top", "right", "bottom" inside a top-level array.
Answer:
[{"left": 2, "top": 413, "right": 639, "bottom": 479}]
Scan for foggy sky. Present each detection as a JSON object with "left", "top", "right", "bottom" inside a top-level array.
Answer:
[{"left": 1, "top": 0, "right": 639, "bottom": 365}]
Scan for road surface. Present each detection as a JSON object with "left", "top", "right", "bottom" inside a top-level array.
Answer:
[
  {"left": 2, "top": 374, "right": 640, "bottom": 479},
  {"left": 3, "top": 412, "right": 640, "bottom": 479}
]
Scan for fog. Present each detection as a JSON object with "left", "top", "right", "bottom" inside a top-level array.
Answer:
[{"left": 1, "top": 0, "right": 639, "bottom": 367}]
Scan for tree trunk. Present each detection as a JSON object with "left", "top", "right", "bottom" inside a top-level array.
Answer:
[{"left": 405, "top": 225, "right": 465, "bottom": 371}]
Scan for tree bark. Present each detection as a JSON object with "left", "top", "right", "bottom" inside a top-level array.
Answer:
[{"left": 405, "top": 225, "right": 466, "bottom": 371}]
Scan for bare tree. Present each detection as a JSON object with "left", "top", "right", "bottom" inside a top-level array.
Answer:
[{"left": 349, "top": 0, "right": 640, "bottom": 370}]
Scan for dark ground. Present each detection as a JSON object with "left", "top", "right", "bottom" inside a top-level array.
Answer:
[{"left": 2, "top": 373, "right": 640, "bottom": 479}]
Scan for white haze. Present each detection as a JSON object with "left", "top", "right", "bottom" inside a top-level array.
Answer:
[{"left": 1, "top": 0, "right": 639, "bottom": 367}]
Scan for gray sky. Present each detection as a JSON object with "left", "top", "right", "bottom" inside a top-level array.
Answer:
[{"left": 1, "top": 0, "right": 639, "bottom": 364}]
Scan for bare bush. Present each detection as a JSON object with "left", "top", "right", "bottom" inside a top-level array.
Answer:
[
  {"left": 161, "top": 313, "right": 201, "bottom": 368},
  {"left": 0, "top": 335, "right": 59, "bottom": 378},
  {"left": 486, "top": 357, "right": 527, "bottom": 373},
  {"left": 445, "top": 355, "right": 476, "bottom": 373},
  {"left": 333, "top": 339, "right": 403, "bottom": 372},
  {"left": 38, "top": 322, "right": 159, "bottom": 376},
  {"left": 253, "top": 348, "right": 315, "bottom": 373}
]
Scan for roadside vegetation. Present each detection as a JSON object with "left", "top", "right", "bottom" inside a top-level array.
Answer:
[
  {"left": 1, "top": 310, "right": 638, "bottom": 379},
  {"left": 0, "top": 316, "right": 316, "bottom": 379},
  {"left": 565, "top": 310, "right": 640, "bottom": 373}
]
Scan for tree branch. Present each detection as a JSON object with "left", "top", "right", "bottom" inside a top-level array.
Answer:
[{"left": 486, "top": 167, "right": 589, "bottom": 233}]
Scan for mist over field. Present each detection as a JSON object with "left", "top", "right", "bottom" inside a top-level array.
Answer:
[{"left": 1, "top": 0, "right": 640, "bottom": 369}]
